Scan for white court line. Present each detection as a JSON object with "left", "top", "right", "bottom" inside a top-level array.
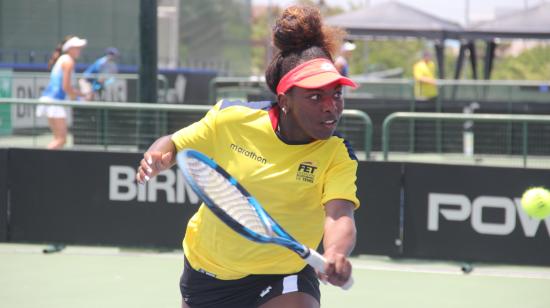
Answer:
[
  {"left": 2, "top": 244, "right": 549, "bottom": 280},
  {"left": 352, "top": 262, "right": 550, "bottom": 280},
  {"left": 0, "top": 244, "right": 182, "bottom": 259}
]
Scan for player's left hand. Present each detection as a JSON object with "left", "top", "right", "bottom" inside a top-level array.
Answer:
[
  {"left": 318, "top": 249, "right": 352, "bottom": 287},
  {"left": 136, "top": 151, "right": 173, "bottom": 184}
]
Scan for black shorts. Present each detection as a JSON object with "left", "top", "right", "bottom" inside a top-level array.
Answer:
[{"left": 180, "top": 257, "right": 320, "bottom": 308}]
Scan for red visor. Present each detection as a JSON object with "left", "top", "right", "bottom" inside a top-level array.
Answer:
[{"left": 276, "top": 58, "right": 358, "bottom": 95}]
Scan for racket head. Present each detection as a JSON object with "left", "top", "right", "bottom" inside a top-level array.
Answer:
[{"left": 177, "top": 149, "right": 283, "bottom": 244}]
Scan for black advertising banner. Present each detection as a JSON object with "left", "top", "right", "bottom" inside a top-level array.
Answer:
[
  {"left": 8, "top": 148, "right": 550, "bottom": 265},
  {"left": 403, "top": 163, "right": 550, "bottom": 265},
  {"left": 7, "top": 149, "right": 405, "bottom": 255},
  {"left": 0, "top": 149, "right": 7, "bottom": 241},
  {"left": 354, "top": 161, "right": 403, "bottom": 256},
  {"left": 8, "top": 149, "right": 198, "bottom": 248}
]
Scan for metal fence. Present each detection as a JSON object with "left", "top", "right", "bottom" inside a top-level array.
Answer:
[
  {"left": 205, "top": 77, "right": 550, "bottom": 168},
  {"left": 382, "top": 112, "right": 550, "bottom": 169},
  {"left": 0, "top": 98, "right": 372, "bottom": 159},
  {"left": 210, "top": 77, "right": 550, "bottom": 103},
  {"left": 348, "top": 78, "right": 414, "bottom": 101},
  {"left": 3, "top": 78, "right": 550, "bottom": 167},
  {"left": 436, "top": 79, "right": 550, "bottom": 103},
  {"left": 8, "top": 72, "right": 169, "bottom": 103}
]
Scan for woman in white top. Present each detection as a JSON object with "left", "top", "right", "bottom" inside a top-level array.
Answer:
[{"left": 38, "top": 35, "right": 87, "bottom": 149}]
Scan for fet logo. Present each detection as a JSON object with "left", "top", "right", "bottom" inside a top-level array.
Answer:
[
  {"left": 428, "top": 193, "right": 550, "bottom": 237},
  {"left": 296, "top": 162, "right": 318, "bottom": 183},
  {"left": 297, "top": 162, "right": 317, "bottom": 174},
  {"left": 109, "top": 166, "right": 199, "bottom": 204}
]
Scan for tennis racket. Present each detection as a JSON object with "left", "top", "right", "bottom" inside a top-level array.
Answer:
[{"left": 176, "top": 149, "right": 353, "bottom": 290}]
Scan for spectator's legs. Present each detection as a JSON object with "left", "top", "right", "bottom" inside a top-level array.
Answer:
[{"left": 47, "top": 117, "right": 68, "bottom": 149}]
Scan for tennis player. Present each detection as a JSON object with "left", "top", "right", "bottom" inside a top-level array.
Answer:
[
  {"left": 38, "top": 35, "right": 87, "bottom": 149},
  {"left": 79, "top": 47, "right": 119, "bottom": 100},
  {"left": 136, "top": 5, "right": 359, "bottom": 308}
]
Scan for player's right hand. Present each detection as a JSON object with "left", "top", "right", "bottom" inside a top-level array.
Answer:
[
  {"left": 136, "top": 151, "right": 173, "bottom": 184},
  {"left": 319, "top": 250, "right": 353, "bottom": 288}
]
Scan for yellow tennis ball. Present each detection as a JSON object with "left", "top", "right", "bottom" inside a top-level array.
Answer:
[{"left": 521, "top": 187, "right": 550, "bottom": 219}]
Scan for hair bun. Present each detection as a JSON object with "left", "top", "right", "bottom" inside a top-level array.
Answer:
[
  {"left": 273, "top": 5, "right": 324, "bottom": 53},
  {"left": 264, "top": 5, "right": 347, "bottom": 94}
]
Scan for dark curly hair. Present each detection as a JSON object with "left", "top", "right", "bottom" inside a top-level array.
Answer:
[{"left": 265, "top": 5, "right": 346, "bottom": 94}]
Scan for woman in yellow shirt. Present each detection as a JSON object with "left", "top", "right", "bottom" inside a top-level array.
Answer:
[{"left": 136, "top": 5, "right": 359, "bottom": 308}]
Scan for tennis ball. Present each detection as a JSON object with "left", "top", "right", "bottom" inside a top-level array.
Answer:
[{"left": 521, "top": 187, "right": 550, "bottom": 219}]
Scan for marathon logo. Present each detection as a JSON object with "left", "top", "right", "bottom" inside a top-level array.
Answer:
[{"left": 230, "top": 143, "right": 267, "bottom": 164}]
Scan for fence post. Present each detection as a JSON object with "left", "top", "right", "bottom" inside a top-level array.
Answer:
[
  {"left": 342, "top": 109, "right": 372, "bottom": 160},
  {"left": 435, "top": 89, "right": 442, "bottom": 153},
  {"left": 382, "top": 113, "right": 396, "bottom": 161},
  {"left": 521, "top": 122, "right": 528, "bottom": 168}
]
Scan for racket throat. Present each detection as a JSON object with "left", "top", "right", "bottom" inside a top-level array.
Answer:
[{"left": 296, "top": 245, "right": 311, "bottom": 258}]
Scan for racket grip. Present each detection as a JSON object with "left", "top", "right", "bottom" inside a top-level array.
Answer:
[
  {"left": 304, "top": 249, "right": 326, "bottom": 273},
  {"left": 304, "top": 249, "right": 354, "bottom": 290}
]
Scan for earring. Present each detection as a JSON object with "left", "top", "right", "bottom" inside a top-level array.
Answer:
[{"left": 281, "top": 107, "right": 287, "bottom": 114}]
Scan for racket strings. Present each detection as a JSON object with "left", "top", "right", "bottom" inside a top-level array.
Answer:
[{"left": 188, "top": 159, "right": 270, "bottom": 236}]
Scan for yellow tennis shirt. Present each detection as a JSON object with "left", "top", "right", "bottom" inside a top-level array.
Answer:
[
  {"left": 413, "top": 60, "right": 438, "bottom": 99},
  {"left": 171, "top": 100, "right": 360, "bottom": 280}
]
